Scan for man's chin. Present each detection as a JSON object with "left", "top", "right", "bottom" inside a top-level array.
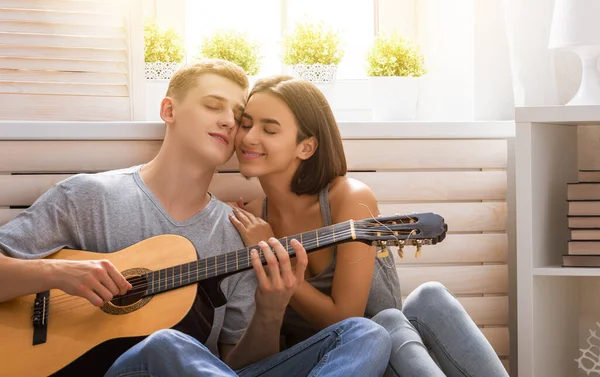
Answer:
[{"left": 210, "top": 150, "right": 235, "bottom": 167}]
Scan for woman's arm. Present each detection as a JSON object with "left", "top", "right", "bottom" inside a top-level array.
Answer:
[{"left": 287, "top": 178, "right": 380, "bottom": 329}]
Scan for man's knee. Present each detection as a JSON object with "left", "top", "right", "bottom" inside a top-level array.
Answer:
[
  {"left": 138, "top": 329, "right": 206, "bottom": 358},
  {"left": 339, "top": 317, "right": 391, "bottom": 352},
  {"left": 138, "top": 329, "right": 180, "bottom": 356}
]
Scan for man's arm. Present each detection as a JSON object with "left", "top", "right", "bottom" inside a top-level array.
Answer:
[
  {"left": 219, "top": 237, "right": 308, "bottom": 369},
  {"left": 0, "top": 254, "right": 54, "bottom": 302},
  {"left": 0, "top": 254, "right": 131, "bottom": 305},
  {"left": 0, "top": 181, "right": 130, "bottom": 305}
]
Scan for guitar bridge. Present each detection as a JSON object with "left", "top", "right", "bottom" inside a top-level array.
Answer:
[{"left": 32, "top": 290, "right": 49, "bottom": 345}]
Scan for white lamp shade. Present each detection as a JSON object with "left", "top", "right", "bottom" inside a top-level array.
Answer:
[{"left": 549, "top": 0, "right": 600, "bottom": 49}]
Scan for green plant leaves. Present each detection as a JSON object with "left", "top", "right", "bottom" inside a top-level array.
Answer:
[
  {"left": 366, "top": 32, "right": 425, "bottom": 77},
  {"left": 283, "top": 21, "right": 344, "bottom": 66},
  {"left": 144, "top": 20, "right": 185, "bottom": 63},
  {"left": 196, "top": 29, "right": 262, "bottom": 75}
]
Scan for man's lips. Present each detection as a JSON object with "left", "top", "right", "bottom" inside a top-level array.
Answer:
[{"left": 209, "top": 133, "right": 229, "bottom": 144}]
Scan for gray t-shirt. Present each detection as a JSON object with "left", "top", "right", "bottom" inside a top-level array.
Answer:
[{"left": 0, "top": 165, "right": 256, "bottom": 356}]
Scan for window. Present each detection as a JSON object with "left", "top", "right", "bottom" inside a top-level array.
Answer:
[
  {"left": 185, "top": 0, "right": 282, "bottom": 76},
  {"left": 185, "top": 0, "right": 374, "bottom": 79},
  {"left": 285, "top": 0, "right": 374, "bottom": 79}
]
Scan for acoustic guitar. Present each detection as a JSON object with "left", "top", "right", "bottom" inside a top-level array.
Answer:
[{"left": 0, "top": 213, "right": 447, "bottom": 377}]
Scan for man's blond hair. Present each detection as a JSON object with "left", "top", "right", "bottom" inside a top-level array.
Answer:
[{"left": 166, "top": 59, "right": 249, "bottom": 99}]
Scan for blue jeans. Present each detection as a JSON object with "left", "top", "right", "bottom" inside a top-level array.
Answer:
[
  {"left": 372, "top": 282, "right": 509, "bottom": 377},
  {"left": 104, "top": 317, "right": 391, "bottom": 377}
]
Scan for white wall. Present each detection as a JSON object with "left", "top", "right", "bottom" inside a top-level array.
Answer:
[
  {"left": 503, "top": 0, "right": 558, "bottom": 106},
  {"left": 503, "top": 0, "right": 583, "bottom": 107},
  {"left": 142, "top": 0, "right": 186, "bottom": 42},
  {"left": 377, "top": 0, "right": 515, "bottom": 120},
  {"left": 415, "top": 0, "right": 475, "bottom": 121},
  {"left": 474, "top": 0, "right": 514, "bottom": 120}
]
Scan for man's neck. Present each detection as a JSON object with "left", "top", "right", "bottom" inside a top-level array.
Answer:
[{"left": 141, "top": 142, "right": 216, "bottom": 222}]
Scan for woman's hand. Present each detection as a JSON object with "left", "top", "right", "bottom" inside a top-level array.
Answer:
[
  {"left": 225, "top": 198, "right": 246, "bottom": 210},
  {"left": 229, "top": 206, "right": 276, "bottom": 247}
]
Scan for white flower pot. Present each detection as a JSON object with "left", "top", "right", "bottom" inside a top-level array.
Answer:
[
  {"left": 370, "top": 76, "right": 420, "bottom": 121},
  {"left": 290, "top": 64, "right": 337, "bottom": 83},
  {"left": 145, "top": 62, "right": 183, "bottom": 80}
]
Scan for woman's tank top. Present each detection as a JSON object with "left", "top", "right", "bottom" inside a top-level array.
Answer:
[{"left": 261, "top": 184, "right": 403, "bottom": 348}]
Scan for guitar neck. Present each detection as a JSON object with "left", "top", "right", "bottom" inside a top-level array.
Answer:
[{"left": 141, "top": 220, "right": 356, "bottom": 296}]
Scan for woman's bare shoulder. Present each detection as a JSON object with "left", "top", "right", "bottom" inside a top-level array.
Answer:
[{"left": 328, "top": 177, "right": 378, "bottom": 219}]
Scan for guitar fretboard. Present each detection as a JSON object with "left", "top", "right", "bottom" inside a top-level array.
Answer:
[{"left": 142, "top": 221, "right": 354, "bottom": 296}]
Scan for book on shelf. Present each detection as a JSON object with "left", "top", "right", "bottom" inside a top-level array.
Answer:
[
  {"left": 579, "top": 170, "right": 600, "bottom": 183},
  {"left": 567, "top": 182, "right": 600, "bottom": 201},
  {"left": 563, "top": 171, "right": 600, "bottom": 266},
  {"left": 563, "top": 254, "right": 600, "bottom": 267},
  {"left": 568, "top": 241, "right": 600, "bottom": 255},
  {"left": 571, "top": 229, "right": 600, "bottom": 240},
  {"left": 563, "top": 242, "right": 600, "bottom": 267},
  {"left": 568, "top": 216, "right": 600, "bottom": 229},
  {"left": 568, "top": 201, "right": 600, "bottom": 216}
]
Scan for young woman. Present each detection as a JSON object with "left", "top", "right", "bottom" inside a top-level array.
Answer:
[{"left": 229, "top": 75, "right": 508, "bottom": 377}]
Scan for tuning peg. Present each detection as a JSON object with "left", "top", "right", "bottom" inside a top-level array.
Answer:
[
  {"left": 397, "top": 245, "right": 404, "bottom": 259},
  {"left": 377, "top": 245, "right": 389, "bottom": 258},
  {"left": 414, "top": 240, "right": 423, "bottom": 258}
]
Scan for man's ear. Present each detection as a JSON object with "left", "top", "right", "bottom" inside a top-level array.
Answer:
[
  {"left": 160, "top": 97, "right": 175, "bottom": 125},
  {"left": 298, "top": 136, "right": 318, "bottom": 160}
]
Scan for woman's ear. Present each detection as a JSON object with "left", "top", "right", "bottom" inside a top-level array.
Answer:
[
  {"left": 160, "top": 97, "right": 176, "bottom": 125},
  {"left": 298, "top": 136, "right": 318, "bottom": 160}
]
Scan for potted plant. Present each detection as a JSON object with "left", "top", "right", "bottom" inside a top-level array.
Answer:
[
  {"left": 366, "top": 31, "right": 425, "bottom": 121},
  {"left": 144, "top": 19, "right": 185, "bottom": 80},
  {"left": 195, "top": 29, "right": 262, "bottom": 80},
  {"left": 283, "top": 21, "right": 344, "bottom": 83}
]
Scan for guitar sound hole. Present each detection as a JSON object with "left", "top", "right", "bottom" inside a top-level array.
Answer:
[{"left": 110, "top": 275, "right": 147, "bottom": 307}]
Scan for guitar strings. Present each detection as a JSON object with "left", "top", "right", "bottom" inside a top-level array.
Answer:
[
  {"left": 48, "top": 222, "right": 409, "bottom": 305},
  {"left": 47, "top": 229, "right": 360, "bottom": 314},
  {"left": 47, "top": 225, "right": 422, "bottom": 309},
  {"left": 47, "top": 225, "right": 424, "bottom": 311},
  {"left": 46, "top": 227, "right": 426, "bottom": 315},
  {"left": 48, "top": 228, "right": 363, "bottom": 309},
  {"left": 47, "top": 225, "right": 353, "bottom": 304},
  {"left": 50, "top": 225, "right": 421, "bottom": 307},
  {"left": 49, "top": 212, "right": 426, "bottom": 303}
]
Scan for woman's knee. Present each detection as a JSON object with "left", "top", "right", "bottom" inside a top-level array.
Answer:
[
  {"left": 371, "top": 308, "right": 423, "bottom": 345},
  {"left": 403, "top": 282, "right": 464, "bottom": 320},
  {"left": 372, "top": 308, "right": 411, "bottom": 330}
]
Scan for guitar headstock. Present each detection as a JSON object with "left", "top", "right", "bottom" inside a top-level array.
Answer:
[{"left": 354, "top": 213, "right": 447, "bottom": 257}]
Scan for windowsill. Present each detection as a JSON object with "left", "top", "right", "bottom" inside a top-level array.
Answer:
[{"left": 0, "top": 120, "right": 515, "bottom": 140}]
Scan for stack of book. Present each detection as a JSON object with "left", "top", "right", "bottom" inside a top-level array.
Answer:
[{"left": 563, "top": 170, "right": 600, "bottom": 267}]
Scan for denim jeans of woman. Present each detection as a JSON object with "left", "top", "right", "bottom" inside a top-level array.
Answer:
[{"left": 372, "top": 282, "right": 509, "bottom": 377}]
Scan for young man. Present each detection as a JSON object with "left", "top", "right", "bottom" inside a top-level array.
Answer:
[{"left": 0, "top": 59, "right": 391, "bottom": 376}]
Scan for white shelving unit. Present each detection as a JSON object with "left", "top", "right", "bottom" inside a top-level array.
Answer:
[{"left": 516, "top": 105, "right": 600, "bottom": 377}]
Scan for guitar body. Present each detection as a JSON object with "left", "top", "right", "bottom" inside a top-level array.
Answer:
[{"left": 0, "top": 235, "right": 203, "bottom": 377}]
